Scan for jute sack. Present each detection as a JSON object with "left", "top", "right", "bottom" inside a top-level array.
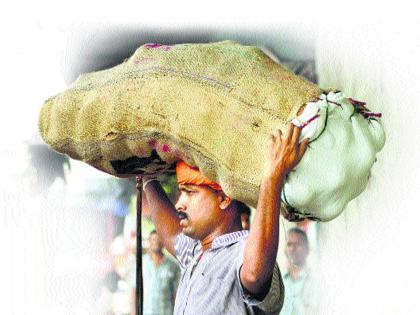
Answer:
[{"left": 39, "top": 40, "right": 384, "bottom": 221}]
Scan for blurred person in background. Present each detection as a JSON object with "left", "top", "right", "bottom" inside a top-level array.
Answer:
[
  {"left": 129, "top": 230, "right": 180, "bottom": 315},
  {"left": 95, "top": 235, "right": 133, "bottom": 315},
  {"left": 280, "top": 228, "right": 318, "bottom": 315},
  {"left": 95, "top": 270, "right": 120, "bottom": 315}
]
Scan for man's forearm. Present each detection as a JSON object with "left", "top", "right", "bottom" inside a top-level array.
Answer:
[
  {"left": 241, "top": 124, "right": 307, "bottom": 296},
  {"left": 143, "top": 181, "right": 181, "bottom": 256},
  {"left": 241, "top": 174, "right": 283, "bottom": 294}
]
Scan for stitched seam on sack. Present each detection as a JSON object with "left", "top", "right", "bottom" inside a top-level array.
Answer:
[{"left": 71, "top": 66, "right": 233, "bottom": 91}]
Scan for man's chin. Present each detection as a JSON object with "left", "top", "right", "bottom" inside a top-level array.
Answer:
[
  {"left": 290, "top": 260, "right": 305, "bottom": 268},
  {"left": 182, "top": 228, "right": 197, "bottom": 239},
  {"left": 182, "top": 227, "right": 192, "bottom": 236}
]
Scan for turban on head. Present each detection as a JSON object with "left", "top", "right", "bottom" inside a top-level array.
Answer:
[{"left": 176, "top": 161, "right": 223, "bottom": 192}]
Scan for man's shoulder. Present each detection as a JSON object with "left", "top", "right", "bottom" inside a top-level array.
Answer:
[{"left": 225, "top": 234, "right": 247, "bottom": 253}]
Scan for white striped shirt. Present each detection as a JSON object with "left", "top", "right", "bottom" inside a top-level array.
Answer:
[{"left": 173, "top": 230, "right": 284, "bottom": 315}]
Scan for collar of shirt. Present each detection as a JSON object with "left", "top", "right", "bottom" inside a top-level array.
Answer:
[
  {"left": 193, "top": 230, "right": 249, "bottom": 255},
  {"left": 211, "top": 230, "right": 249, "bottom": 250}
]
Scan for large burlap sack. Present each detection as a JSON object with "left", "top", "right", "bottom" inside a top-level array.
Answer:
[{"left": 39, "top": 40, "right": 384, "bottom": 221}]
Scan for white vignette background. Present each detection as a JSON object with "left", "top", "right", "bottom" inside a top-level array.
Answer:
[{"left": 1, "top": 1, "right": 420, "bottom": 314}]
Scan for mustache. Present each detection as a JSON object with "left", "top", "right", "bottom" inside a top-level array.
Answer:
[{"left": 177, "top": 211, "right": 188, "bottom": 220}]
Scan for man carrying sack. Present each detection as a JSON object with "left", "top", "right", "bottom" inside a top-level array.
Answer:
[{"left": 140, "top": 124, "right": 308, "bottom": 315}]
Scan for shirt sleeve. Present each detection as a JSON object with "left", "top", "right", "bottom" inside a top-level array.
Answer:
[
  {"left": 236, "top": 262, "right": 284, "bottom": 315},
  {"left": 171, "top": 261, "right": 181, "bottom": 297},
  {"left": 174, "top": 233, "right": 200, "bottom": 269}
]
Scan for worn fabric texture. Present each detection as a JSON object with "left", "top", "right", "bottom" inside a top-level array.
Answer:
[{"left": 38, "top": 40, "right": 385, "bottom": 221}]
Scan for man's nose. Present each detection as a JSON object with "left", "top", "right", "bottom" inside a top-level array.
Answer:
[{"left": 175, "top": 195, "right": 186, "bottom": 211}]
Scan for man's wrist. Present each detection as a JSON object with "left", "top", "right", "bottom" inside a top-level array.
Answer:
[
  {"left": 142, "top": 178, "right": 158, "bottom": 191},
  {"left": 260, "top": 175, "right": 284, "bottom": 199},
  {"left": 262, "top": 171, "right": 286, "bottom": 187}
]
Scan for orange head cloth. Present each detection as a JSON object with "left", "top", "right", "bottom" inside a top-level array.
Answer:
[{"left": 176, "top": 161, "right": 223, "bottom": 192}]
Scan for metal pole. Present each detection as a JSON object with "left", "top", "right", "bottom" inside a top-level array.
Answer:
[{"left": 135, "top": 176, "right": 143, "bottom": 315}]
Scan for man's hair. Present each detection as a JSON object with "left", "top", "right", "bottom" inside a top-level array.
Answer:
[
  {"left": 234, "top": 200, "right": 251, "bottom": 216},
  {"left": 288, "top": 227, "right": 309, "bottom": 248}
]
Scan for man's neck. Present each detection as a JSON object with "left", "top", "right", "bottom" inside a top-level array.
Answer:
[
  {"left": 150, "top": 252, "right": 164, "bottom": 266},
  {"left": 200, "top": 224, "right": 242, "bottom": 251}
]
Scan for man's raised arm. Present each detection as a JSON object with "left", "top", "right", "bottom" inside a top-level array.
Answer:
[
  {"left": 240, "top": 124, "right": 309, "bottom": 297},
  {"left": 142, "top": 180, "right": 181, "bottom": 257}
]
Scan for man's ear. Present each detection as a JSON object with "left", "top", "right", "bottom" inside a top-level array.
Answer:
[{"left": 218, "top": 193, "right": 233, "bottom": 210}]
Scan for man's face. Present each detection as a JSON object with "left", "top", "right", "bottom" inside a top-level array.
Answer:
[
  {"left": 148, "top": 233, "right": 163, "bottom": 254},
  {"left": 175, "top": 184, "right": 223, "bottom": 240},
  {"left": 285, "top": 232, "right": 308, "bottom": 267}
]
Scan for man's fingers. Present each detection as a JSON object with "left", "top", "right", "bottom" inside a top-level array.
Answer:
[
  {"left": 276, "top": 129, "right": 283, "bottom": 148},
  {"left": 286, "top": 123, "right": 294, "bottom": 142},
  {"left": 268, "top": 134, "right": 276, "bottom": 151},
  {"left": 291, "top": 125, "right": 301, "bottom": 145},
  {"left": 268, "top": 130, "right": 281, "bottom": 144},
  {"left": 136, "top": 176, "right": 143, "bottom": 190},
  {"left": 298, "top": 138, "right": 310, "bottom": 160},
  {"left": 269, "top": 133, "right": 276, "bottom": 144}
]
